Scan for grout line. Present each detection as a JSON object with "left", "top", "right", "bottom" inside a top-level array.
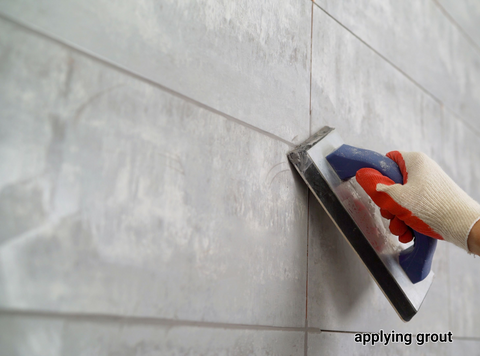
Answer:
[
  {"left": 0, "top": 12, "right": 296, "bottom": 149},
  {"left": 304, "top": 330, "right": 309, "bottom": 355},
  {"left": 313, "top": 329, "right": 359, "bottom": 334},
  {"left": 0, "top": 308, "right": 306, "bottom": 333},
  {"left": 311, "top": 1, "right": 480, "bottom": 139},
  {"left": 311, "top": 2, "right": 442, "bottom": 107},
  {"left": 431, "top": 0, "right": 480, "bottom": 56},
  {"left": 304, "top": 192, "right": 311, "bottom": 354},
  {"left": 308, "top": 1, "right": 314, "bottom": 138},
  {"left": 304, "top": 7, "right": 314, "bottom": 356},
  {"left": 453, "top": 336, "right": 480, "bottom": 341}
]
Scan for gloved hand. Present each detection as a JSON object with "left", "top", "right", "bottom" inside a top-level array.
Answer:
[{"left": 355, "top": 151, "right": 480, "bottom": 252}]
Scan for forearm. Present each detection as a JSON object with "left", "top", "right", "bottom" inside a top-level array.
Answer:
[{"left": 467, "top": 219, "right": 480, "bottom": 255}]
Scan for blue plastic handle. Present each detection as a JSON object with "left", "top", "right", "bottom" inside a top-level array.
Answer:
[{"left": 326, "top": 144, "right": 437, "bottom": 284}]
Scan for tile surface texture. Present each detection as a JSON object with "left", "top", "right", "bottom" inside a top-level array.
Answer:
[
  {"left": 310, "top": 6, "right": 443, "bottom": 157},
  {"left": 436, "top": 0, "right": 480, "bottom": 49},
  {"left": 0, "top": 19, "right": 308, "bottom": 327},
  {"left": 0, "top": 314, "right": 305, "bottom": 356},
  {"left": 313, "top": 0, "right": 480, "bottom": 131},
  {"left": 0, "top": 0, "right": 311, "bottom": 143}
]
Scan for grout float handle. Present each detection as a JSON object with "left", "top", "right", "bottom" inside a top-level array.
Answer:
[{"left": 326, "top": 144, "right": 437, "bottom": 284}]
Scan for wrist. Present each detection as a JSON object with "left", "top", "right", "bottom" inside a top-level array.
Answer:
[{"left": 467, "top": 219, "right": 480, "bottom": 255}]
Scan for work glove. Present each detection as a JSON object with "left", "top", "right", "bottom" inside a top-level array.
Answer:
[{"left": 355, "top": 151, "right": 480, "bottom": 252}]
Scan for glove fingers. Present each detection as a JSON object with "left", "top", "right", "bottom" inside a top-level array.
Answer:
[
  {"left": 386, "top": 151, "right": 408, "bottom": 184},
  {"left": 389, "top": 216, "right": 408, "bottom": 236},
  {"left": 357, "top": 152, "right": 446, "bottom": 243},
  {"left": 380, "top": 208, "right": 394, "bottom": 219},
  {"left": 399, "top": 229, "right": 414, "bottom": 243},
  {"left": 356, "top": 168, "right": 400, "bottom": 211}
]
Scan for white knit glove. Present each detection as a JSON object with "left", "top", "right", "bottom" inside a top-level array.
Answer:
[{"left": 355, "top": 151, "right": 480, "bottom": 251}]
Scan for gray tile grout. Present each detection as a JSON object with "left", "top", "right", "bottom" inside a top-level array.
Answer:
[
  {"left": 5, "top": 305, "right": 480, "bottom": 342},
  {"left": 311, "top": 2, "right": 443, "bottom": 105},
  {"left": 10, "top": 307, "right": 480, "bottom": 341},
  {"left": 431, "top": 0, "right": 480, "bottom": 55},
  {"left": 304, "top": 3, "right": 314, "bottom": 354},
  {"left": 0, "top": 308, "right": 306, "bottom": 333},
  {"left": 308, "top": 1, "right": 314, "bottom": 139},
  {"left": 311, "top": 1, "right": 480, "bottom": 139},
  {"left": 0, "top": 12, "right": 296, "bottom": 149},
  {"left": 453, "top": 336, "right": 480, "bottom": 341},
  {"left": 304, "top": 5, "right": 315, "bottom": 355}
]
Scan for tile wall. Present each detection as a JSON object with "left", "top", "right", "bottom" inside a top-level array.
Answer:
[{"left": 1, "top": 0, "right": 479, "bottom": 354}]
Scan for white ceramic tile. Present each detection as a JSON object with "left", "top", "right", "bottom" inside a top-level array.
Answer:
[
  {"left": 313, "top": 0, "right": 480, "bottom": 131},
  {"left": 308, "top": 331, "right": 456, "bottom": 355},
  {"left": 0, "top": 314, "right": 305, "bottom": 356},
  {"left": 436, "top": 0, "right": 480, "bottom": 49},
  {"left": 0, "top": 19, "right": 308, "bottom": 327},
  {"left": 0, "top": 0, "right": 311, "bottom": 143}
]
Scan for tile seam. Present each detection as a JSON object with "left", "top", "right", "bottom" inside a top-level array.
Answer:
[
  {"left": 431, "top": 0, "right": 480, "bottom": 55},
  {"left": 311, "top": 1, "right": 480, "bottom": 139},
  {"left": 0, "top": 308, "right": 307, "bottom": 332},
  {"left": 0, "top": 12, "right": 296, "bottom": 149},
  {"left": 304, "top": 194, "right": 310, "bottom": 354},
  {"left": 308, "top": 1, "right": 314, "bottom": 138},
  {"left": 453, "top": 336, "right": 480, "bottom": 341},
  {"left": 304, "top": 5, "right": 314, "bottom": 356}
]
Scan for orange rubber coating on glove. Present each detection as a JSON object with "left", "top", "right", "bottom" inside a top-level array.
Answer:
[
  {"left": 390, "top": 216, "right": 408, "bottom": 236},
  {"left": 355, "top": 151, "right": 444, "bottom": 242},
  {"left": 380, "top": 208, "right": 394, "bottom": 220}
]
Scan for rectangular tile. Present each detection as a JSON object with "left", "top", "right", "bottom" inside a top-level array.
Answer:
[
  {"left": 0, "top": 19, "right": 308, "bottom": 327},
  {"left": 313, "top": 0, "right": 480, "bottom": 131},
  {"left": 0, "top": 0, "right": 311, "bottom": 143},
  {"left": 0, "top": 314, "right": 305, "bottom": 356}
]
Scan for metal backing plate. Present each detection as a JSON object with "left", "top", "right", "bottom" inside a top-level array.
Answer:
[{"left": 288, "top": 127, "right": 433, "bottom": 322}]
